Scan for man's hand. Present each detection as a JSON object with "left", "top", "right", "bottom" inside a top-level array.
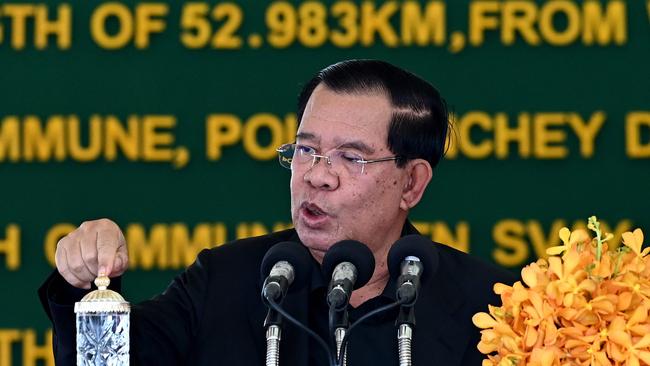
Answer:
[{"left": 55, "top": 218, "right": 128, "bottom": 289}]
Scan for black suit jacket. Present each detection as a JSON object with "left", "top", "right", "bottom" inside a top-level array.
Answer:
[{"left": 39, "top": 224, "right": 517, "bottom": 365}]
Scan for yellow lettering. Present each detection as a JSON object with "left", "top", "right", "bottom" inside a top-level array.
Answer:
[
  {"left": 23, "top": 116, "right": 66, "bottom": 162},
  {"left": 34, "top": 4, "right": 71, "bottom": 49},
  {"left": 493, "top": 219, "right": 529, "bottom": 267},
  {"left": 361, "top": 1, "right": 398, "bottom": 46},
  {"left": 135, "top": 3, "right": 168, "bottom": 49},
  {"left": 539, "top": 0, "right": 581, "bottom": 46},
  {"left": 0, "top": 329, "right": 21, "bottom": 366},
  {"left": 626, "top": 112, "right": 650, "bottom": 158},
  {"left": 127, "top": 224, "right": 168, "bottom": 270},
  {"left": 582, "top": 0, "right": 626, "bottom": 45},
  {"left": 243, "top": 114, "right": 284, "bottom": 160},
  {"left": 401, "top": 1, "right": 445, "bottom": 46},
  {"left": 469, "top": 1, "right": 499, "bottom": 46},
  {"left": 169, "top": 223, "right": 212, "bottom": 268},
  {"left": 412, "top": 221, "right": 430, "bottom": 236},
  {"left": 534, "top": 113, "right": 567, "bottom": 159},
  {"left": 142, "top": 115, "right": 175, "bottom": 162},
  {"left": 0, "top": 116, "right": 20, "bottom": 162},
  {"left": 91, "top": 3, "right": 133, "bottom": 49},
  {"left": 0, "top": 225, "right": 20, "bottom": 270},
  {"left": 330, "top": 1, "right": 358, "bottom": 47},
  {"left": 2, "top": 4, "right": 33, "bottom": 49},
  {"left": 431, "top": 221, "right": 469, "bottom": 253},
  {"left": 495, "top": 112, "right": 530, "bottom": 159},
  {"left": 272, "top": 222, "right": 293, "bottom": 232},
  {"left": 501, "top": 1, "right": 539, "bottom": 45},
  {"left": 104, "top": 115, "right": 139, "bottom": 161},
  {"left": 22, "top": 329, "right": 54, "bottom": 366},
  {"left": 236, "top": 222, "right": 269, "bottom": 239},
  {"left": 458, "top": 112, "right": 493, "bottom": 159},
  {"left": 567, "top": 111, "right": 605, "bottom": 158},
  {"left": 68, "top": 116, "right": 102, "bottom": 162},
  {"left": 206, "top": 114, "right": 242, "bottom": 160}
]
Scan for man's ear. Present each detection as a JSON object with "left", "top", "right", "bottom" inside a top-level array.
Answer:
[{"left": 400, "top": 159, "right": 433, "bottom": 210}]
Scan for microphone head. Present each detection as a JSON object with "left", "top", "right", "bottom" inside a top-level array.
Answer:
[
  {"left": 260, "top": 241, "right": 313, "bottom": 292},
  {"left": 387, "top": 235, "right": 439, "bottom": 285},
  {"left": 322, "top": 240, "right": 375, "bottom": 289}
]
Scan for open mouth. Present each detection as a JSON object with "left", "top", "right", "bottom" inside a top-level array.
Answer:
[{"left": 303, "top": 203, "right": 327, "bottom": 217}]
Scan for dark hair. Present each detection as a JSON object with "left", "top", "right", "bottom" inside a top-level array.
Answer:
[{"left": 296, "top": 59, "right": 450, "bottom": 170}]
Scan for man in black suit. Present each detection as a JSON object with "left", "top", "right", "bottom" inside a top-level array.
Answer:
[{"left": 40, "top": 60, "right": 516, "bottom": 365}]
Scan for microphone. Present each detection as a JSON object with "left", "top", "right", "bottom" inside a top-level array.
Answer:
[
  {"left": 260, "top": 241, "right": 314, "bottom": 366},
  {"left": 387, "top": 235, "right": 439, "bottom": 305},
  {"left": 322, "top": 240, "right": 375, "bottom": 365},
  {"left": 388, "top": 235, "right": 440, "bottom": 366},
  {"left": 322, "top": 240, "right": 375, "bottom": 310},
  {"left": 260, "top": 241, "right": 313, "bottom": 302}
]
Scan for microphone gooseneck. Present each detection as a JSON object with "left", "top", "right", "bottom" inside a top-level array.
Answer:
[{"left": 387, "top": 235, "right": 440, "bottom": 366}]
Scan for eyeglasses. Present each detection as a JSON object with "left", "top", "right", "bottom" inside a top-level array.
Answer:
[{"left": 276, "top": 143, "right": 401, "bottom": 175}]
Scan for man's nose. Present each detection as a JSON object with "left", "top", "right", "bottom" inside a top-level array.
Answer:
[{"left": 303, "top": 157, "right": 339, "bottom": 190}]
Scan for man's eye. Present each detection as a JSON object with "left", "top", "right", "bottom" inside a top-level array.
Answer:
[
  {"left": 296, "top": 145, "right": 315, "bottom": 154},
  {"left": 340, "top": 152, "right": 362, "bottom": 162}
]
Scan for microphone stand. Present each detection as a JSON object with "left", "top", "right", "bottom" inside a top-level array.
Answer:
[
  {"left": 264, "top": 308, "right": 283, "bottom": 366},
  {"left": 331, "top": 308, "right": 349, "bottom": 366},
  {"left": 395, "top": 305, "right": 415, "bottom": 366}
]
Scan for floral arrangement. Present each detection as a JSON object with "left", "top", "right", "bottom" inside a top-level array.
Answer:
[{"left": 473, "top": 216, "right": 650, "bottom": 366}]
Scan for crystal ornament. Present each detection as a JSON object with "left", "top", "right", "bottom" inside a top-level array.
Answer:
[{"left": 75, "top": 276, "right": 130, "bottom": 366}]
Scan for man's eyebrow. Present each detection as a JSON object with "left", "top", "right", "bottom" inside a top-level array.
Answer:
[
  {"left": 337, "top": 141, "right": 375, "bottom": 155},
  {"left": 295, "top": 132, "right": 318, "bottom": 142},
  {"left": 295, "top": 133, "right": 375, "bottom": 155}
]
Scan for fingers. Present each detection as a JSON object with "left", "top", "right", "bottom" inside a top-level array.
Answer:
[
  {"left": 112, "top": 240, "right": 129, "bottom": 277},
  {"left": 55, "top": 218, "right": 128, "bottom": 288},
  {"left": 56, "top": 241, "right": 92, "bottom": 289},
  {"left": 96, "top": 228, "right": 119, "bottom": 276}
]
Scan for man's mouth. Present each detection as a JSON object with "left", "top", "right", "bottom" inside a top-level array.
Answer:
[{"left": 302, "top": 202, "right": 327, "bottom": 217}]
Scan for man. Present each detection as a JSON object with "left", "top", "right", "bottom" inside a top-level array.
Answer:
[{"left": 40, "top": 60, "right": 516, "bottom": 365}]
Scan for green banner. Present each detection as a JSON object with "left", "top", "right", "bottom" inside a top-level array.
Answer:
[{"left": 0, "top": 0, "right": 648, "bottom": 364}]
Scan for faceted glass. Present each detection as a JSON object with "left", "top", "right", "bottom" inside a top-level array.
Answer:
[{"left": 76, "top": 313, "right": 129, "bottom": 366}]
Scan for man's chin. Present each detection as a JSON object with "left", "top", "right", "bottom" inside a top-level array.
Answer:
[{"left": 295, "top": 227, "right": 338, "bottom": 255}]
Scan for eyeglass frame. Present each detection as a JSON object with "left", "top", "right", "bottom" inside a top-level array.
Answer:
[{"left": 276, "top": 143, "right": 403, "bottom": 175}]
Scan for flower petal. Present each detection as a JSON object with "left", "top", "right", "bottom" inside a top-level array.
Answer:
[
  {"left": 623, "top": 231, "right": 642, "bottom": 255},
  {"left": 559, "top": 227, "right": 571, "bottom": 245},
  {"left": 609, "top": 330, "right": 632, "bottom": 348},
  {"left": 638, "top": 351, "right": 650, "bottom": 366},
  {"left": 547, "top": 245, "right": 567, "bottom": 256},
  {"left": 522, "top": 265, "right": 538, "bottom": 288},
  {"left": 473, "top": 312, "right": 497, "bottom": 329}
]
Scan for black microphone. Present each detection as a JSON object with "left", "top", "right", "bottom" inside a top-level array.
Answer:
[
  {"left": 260, "top": 241, "right": 313, "bottom": 302},
  {"left": 387, "top": 235, "right": 439, "bottom": 305},
  {"left": 322, "top": 240, "right": 375, "bottom": 310}
]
